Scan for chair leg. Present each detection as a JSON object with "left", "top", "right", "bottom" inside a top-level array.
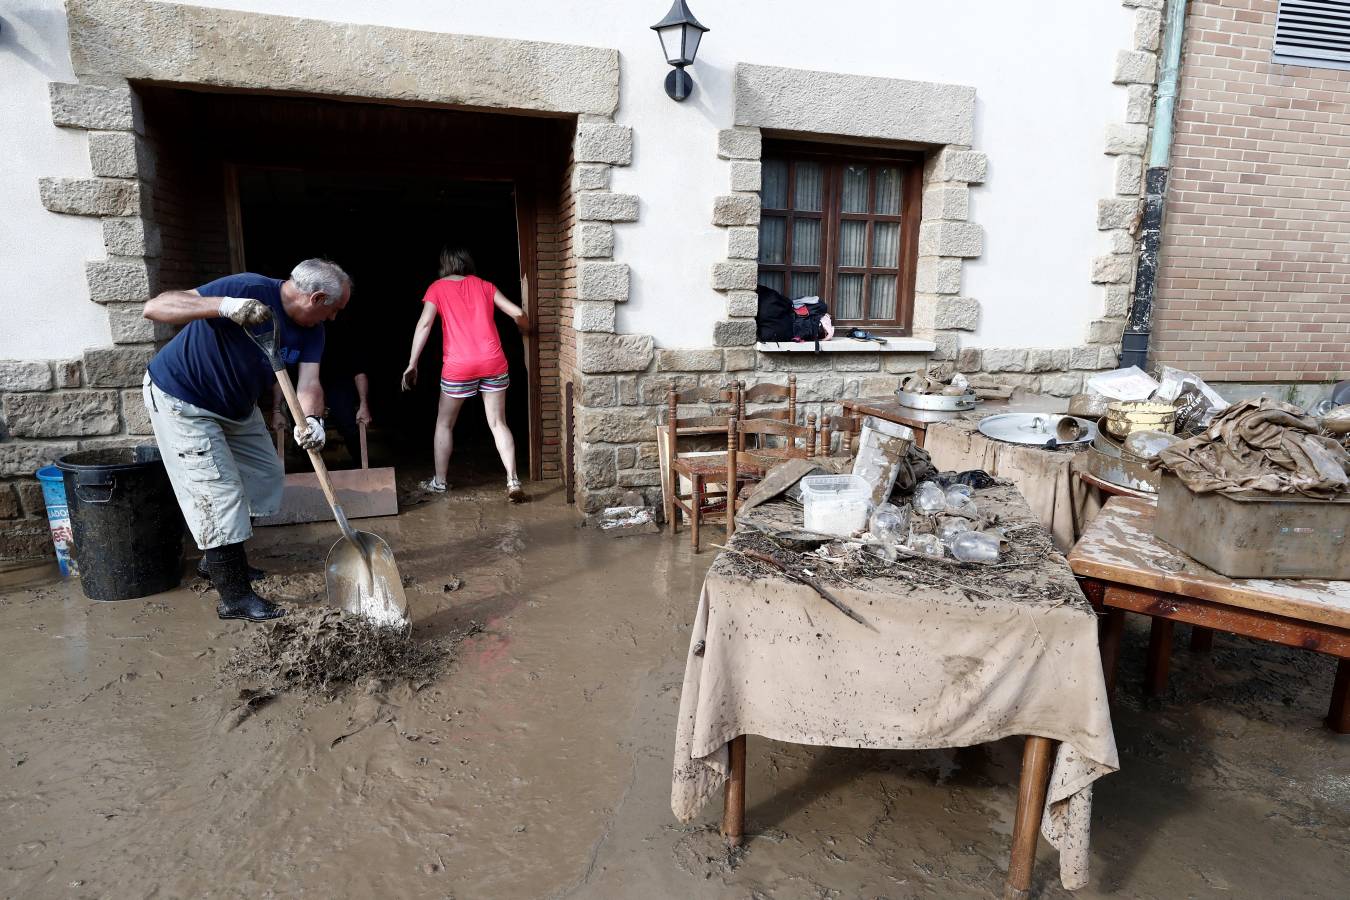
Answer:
[
  {"left": 691, "top": 475, "right": 703, "bottom": 553},
  {"left": 665, "top": 467, "right": 677, "bottom": 535}
]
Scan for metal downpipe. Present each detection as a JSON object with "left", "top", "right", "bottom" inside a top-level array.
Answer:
[{"left": 1121, "top": 0, "right": 1188, "bottom": 370}]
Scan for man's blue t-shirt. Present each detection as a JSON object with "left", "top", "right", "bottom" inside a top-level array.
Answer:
[{"left": 147, "top": 273, "right": 325, "bottom": 420}]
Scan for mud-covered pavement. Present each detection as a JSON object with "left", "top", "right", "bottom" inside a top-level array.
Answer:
[{"left": 1, "top": 483, "right": 1346, "bottom": 898}]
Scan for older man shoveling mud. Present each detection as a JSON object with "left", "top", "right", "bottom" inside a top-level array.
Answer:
[{"left": 141, "top": 260, "right": 351, "bottom": 622}]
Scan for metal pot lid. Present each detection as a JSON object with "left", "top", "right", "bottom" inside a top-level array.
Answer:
[{"left": 978, "top": 413, "right": 1098, "bottom": 447}]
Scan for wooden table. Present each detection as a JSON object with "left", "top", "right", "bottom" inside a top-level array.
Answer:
[
  {"left": 1068, "top": 497, "right": 1350, "bottom": 732},
  {"left": 673, "top": 483, "right": 1117, "bottom": 897}
]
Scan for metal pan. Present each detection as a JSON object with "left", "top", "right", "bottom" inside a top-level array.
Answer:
[{"left": 894, "top": 389, "right": 978, "bottom": 411}]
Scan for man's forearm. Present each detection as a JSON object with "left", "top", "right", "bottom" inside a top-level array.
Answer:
[
  {"left": 143, "top": 290, "right": 222, "bottom": 325},
  {"left": 298, "top": 383, "right": 325, "bottom": 419},
  {"left": 354, "top": 373, "right": 370, "bottom": 404}
]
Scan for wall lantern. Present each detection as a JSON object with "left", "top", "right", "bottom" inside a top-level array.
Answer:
[{"left": 651, "top": 1, "right": 709, "bottom": 102}]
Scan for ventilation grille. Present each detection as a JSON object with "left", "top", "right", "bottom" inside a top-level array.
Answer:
[{"left": 1275, "top": 0, "right": 1350, "bottom": 69}]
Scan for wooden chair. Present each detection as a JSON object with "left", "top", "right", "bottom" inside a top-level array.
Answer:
[
  {"left": 725, "top": 415, "right": 817, "bottom": 540},
  {"left": 669, "top": 410, "right": 816, "bottom": 552},
  {"left": 817, "top": 413, "right": 862, "bottom": 460},
  {"left": 665, "top": 385, "right": 742, "bottom": 546}
]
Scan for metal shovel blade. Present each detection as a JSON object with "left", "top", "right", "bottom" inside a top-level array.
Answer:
[{"left": 324, "top": 530, "right": 409, "bottom": 629}]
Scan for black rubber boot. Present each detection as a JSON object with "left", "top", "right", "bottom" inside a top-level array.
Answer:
[
  {"left": 196, "top": 557, "right": 265, "bottom": 582},
  {"left": 204, "top": 543, "right": 285, "bottom": 623}
]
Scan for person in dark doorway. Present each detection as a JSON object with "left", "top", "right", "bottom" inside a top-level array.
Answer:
[
  {"left": 272, "top": 315, "right": 372, "bottom": 468},
  {"left": 142, "top": 259, "right": 351, "bottom": 622},
  {"left": 402, "top": 247, "right": 529, "bottom": 502}
]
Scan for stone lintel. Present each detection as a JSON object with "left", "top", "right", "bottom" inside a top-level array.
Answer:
[
  {"left": 734, "top": 63, "right": 975, "bottom": 146},
  {"left": 66, "top": 0, "right": 619, "bottom": 116}
]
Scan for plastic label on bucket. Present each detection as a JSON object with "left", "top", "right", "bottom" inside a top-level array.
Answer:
[{"left": 36, "top": 466, "right": 78, "bottom": 577}]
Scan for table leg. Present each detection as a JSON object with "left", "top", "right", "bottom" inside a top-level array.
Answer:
[
  {"left": 1189, "top": 626, "right": 1215, "bottom": 653},
  {"left": 1146, "top": 618, "right": 1174, "bottom": 697},
  {"left": 1004, "top": 735, "right": 1057, "bottom": 900},
  {"left": 1328, "top": 659, "right": 1350, "bottom": 734},
  {"left": 721, "top": 734, "right": 747, "bottom": 848},
  {"left": 1100, "top": 608, "right": 1125, "bottom": 699}
]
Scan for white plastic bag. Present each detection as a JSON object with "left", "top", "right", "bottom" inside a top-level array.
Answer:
[{"left": 1086, "top": 366, "right": 1160, "bottom": 402}]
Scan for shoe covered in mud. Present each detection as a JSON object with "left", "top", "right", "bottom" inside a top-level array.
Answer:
[
  {"left": 216, "top": 593, "right": 286, "bottom": 622},
  {"left": 195, "top": 559, "right": 264, "bottom": 582},
  {"left": 420, "top": 477, "right": 448, "bottom": 493},
  {"left": 507, "top": 476, "right": 526, "bottom": 503}
]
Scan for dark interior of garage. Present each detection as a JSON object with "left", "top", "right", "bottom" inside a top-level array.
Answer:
[{"left": 135, "top": 85, "right": 572, "bottom": 483}]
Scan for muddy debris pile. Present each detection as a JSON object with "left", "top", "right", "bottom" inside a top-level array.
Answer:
[{"left": 223, "top": 607, "right": 476, "bottom": 696}]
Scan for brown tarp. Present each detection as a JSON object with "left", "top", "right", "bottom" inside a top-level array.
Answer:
[{"left": 1155, "top": 398, "right": 1350, "bottom": 498}]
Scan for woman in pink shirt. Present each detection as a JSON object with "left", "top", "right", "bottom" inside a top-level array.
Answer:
[{"left": 402, "top": 248, "right": 530, "bottom": 501}]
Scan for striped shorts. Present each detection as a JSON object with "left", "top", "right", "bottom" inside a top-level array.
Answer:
[{"left": 440, "top": 372, "right": 510, "bottom": 398}]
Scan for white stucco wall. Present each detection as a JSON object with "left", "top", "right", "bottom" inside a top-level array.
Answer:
[
  {"left": 1, "top": 0, "right": 1134, "bottom": 355},
  {"left": 0, "top": 0, "right": 111, "bottom": 359}
]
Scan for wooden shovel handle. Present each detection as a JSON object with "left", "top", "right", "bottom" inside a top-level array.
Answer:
[
  {"left": 359, "top": 421, "right": 370, "bottom": 470},
  {"left": 274, "top": 367, "right": 342, "bottom": 516}
]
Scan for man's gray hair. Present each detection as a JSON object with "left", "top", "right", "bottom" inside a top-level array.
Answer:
[{"left": 291, "top": 259, "right": 351, "bottom": 305}]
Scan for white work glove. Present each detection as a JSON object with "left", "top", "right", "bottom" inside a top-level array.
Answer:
[
  {"left": 293, "top": 416, "right": 326, "bottom": 451},
  {"left": 219, "top": 297, "right": 272, "bottom": 326}
]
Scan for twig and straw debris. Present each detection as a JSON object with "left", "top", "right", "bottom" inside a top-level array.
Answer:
[{"left": 222, "top": 607, "right": 480, "bottom": 697}]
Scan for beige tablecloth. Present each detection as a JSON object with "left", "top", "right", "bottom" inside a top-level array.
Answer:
[
  {"left": 671, "top": 486, "right": 1118, "bottom": 890},
  {"left": 923, "top": 417, "right": 1103, "bottom": 552}
]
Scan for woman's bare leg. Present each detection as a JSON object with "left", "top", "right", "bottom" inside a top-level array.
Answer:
[
  {"left": 481, "top": 389, "right": 518, "bottom": 480},
  {"left": 433, "top": 392, "right": 466, "bottom": 484}
]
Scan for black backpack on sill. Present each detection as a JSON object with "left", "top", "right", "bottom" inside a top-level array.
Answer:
[{"left": 756, "top": 286, "right": 829, "bottom": 343}]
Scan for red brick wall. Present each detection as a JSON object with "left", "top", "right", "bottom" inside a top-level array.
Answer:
[
  {"left": 531, "top": 153, "right": 576, "bottom": 482},
  {"left": 1151, "top": 0, "right": 1350, "bottom": 383},
  {"left": 535, "top": 173, "right": 566, "bottom": 480}
]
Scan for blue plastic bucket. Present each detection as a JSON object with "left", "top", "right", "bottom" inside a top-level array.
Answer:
[{"left": 36, "top": 466, "right": 78, "bottom": 577}]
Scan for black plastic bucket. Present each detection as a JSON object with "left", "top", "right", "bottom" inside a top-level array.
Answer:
[{"left": 56, "top": 445, "right": 185, "bottom": 601}]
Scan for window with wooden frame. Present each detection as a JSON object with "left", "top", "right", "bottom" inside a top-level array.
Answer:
[{"left": 757, "top": 141, "right": 923, "bottom": 334}]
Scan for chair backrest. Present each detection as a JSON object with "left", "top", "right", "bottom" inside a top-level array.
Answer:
[
  {"left": 737, "top": 375, "right": 797, "bottom": 423},
  {"left": 665, "top": 383, "right": 741, "bottom": 429},
  {"left": 736, "top": 414, "right": 817, "bottom": 461},
  {"left": 818, "top": 413, "right": 862, "bottom": 458}
]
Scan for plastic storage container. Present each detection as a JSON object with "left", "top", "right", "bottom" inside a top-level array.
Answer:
[
  {"left": 801, "top": 474, "right": 871, "bottom": 537},
  {"left": 56, "top": 445, "right": 185, "bottom": 602}
]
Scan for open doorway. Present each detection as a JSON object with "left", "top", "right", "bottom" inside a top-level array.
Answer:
[
  {"left": 135, "top": 85, "right": 573, "bottom": 484},
  {"left": 234, "top": 169, "right": 529, "bottom": 481}
]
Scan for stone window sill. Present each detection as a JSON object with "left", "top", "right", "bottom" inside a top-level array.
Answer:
[{"left": 755, "top": 338, "right": 936, "bottom": 354}]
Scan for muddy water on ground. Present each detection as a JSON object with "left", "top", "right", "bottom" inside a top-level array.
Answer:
[{"left": 1, "top": 485, "right": 1347, "bottom": 898}]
